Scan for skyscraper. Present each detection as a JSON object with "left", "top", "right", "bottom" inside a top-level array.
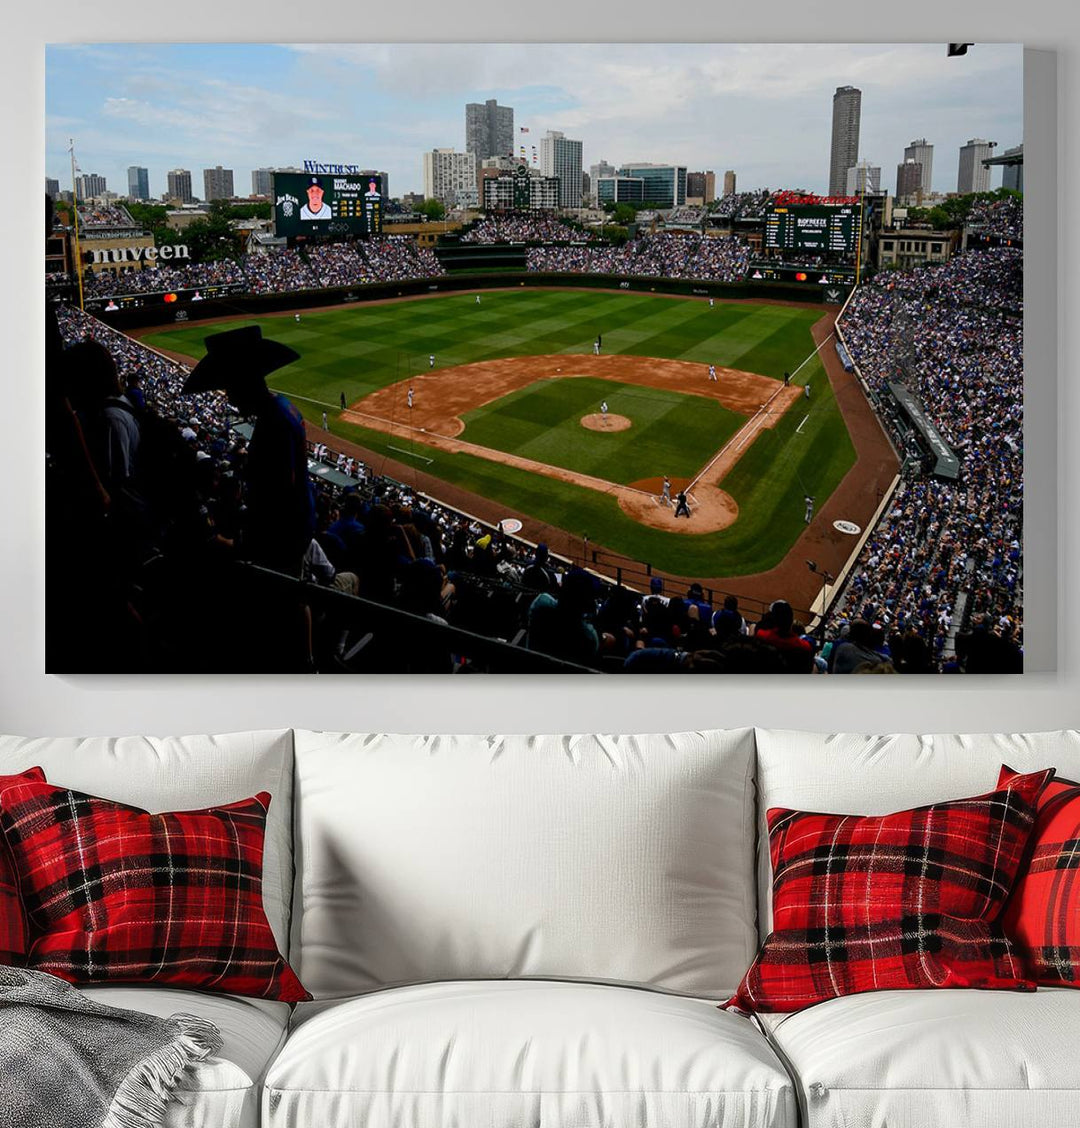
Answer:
[
  {"left": 723, "top": 170, "right": 737, "bottom": 197},
  {"left": 203, "top": 166, "right": 234, "bottom": 201},
  {"left": 1002, "top": 144, "right": 1023, "bottom": 193},
  {"left": 127, "top": 166, "right": 149, "bottom": 200},
  {"left": 957, "top": 139, "right": 996, "bottom": 194},
  {"left": 589, "top": 161, "right": 616, "bottom": 203},
  {"left": 686, "top": 171, "right": 716, "bottom": 204},
  {"left": 423, "top": 149, "right": 479, "bottom": 208},
  {"left": 74, "top": 173, "right": 106, "bottom": 200},
  {"left": 846, "top": 160, "right": 881, "bottom": 196},
  {"left": 167, "top": 169, "right": 193, "bottom": 204},
  {"left": 540, "top": 131, "right": 584, "bottom": 208},
  {"left": 251, "top": 168, "right": 275, "bottom": 196},
  {"left": 829, "top": 86, "right": 861, "bottom": 196},
  {"left": 465, "top": 99, "right": 514, "bottom": 162},
  {"left": 904, "top": 139, "right": 934, "bottom": 193},
  {"left": 895, "top": 159, "right": 923, "bottom": 200},
  {"left": 45, "top": 177, "right": 60, "bottom": 198}
]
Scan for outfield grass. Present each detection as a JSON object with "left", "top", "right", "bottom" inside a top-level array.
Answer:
[
  {"left": 141, "top": 290, "right": 855, "bottom": 577},
  {"left": 460, "top": 377, "right": 745, "bottom": 484}
]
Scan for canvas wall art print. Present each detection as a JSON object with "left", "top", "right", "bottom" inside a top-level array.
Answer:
[{"left": 44, "top": 42, "right": 1023, "bottom": 674}]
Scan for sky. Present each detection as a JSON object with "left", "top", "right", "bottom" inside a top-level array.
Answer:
[{"left": 45, "top": 42, "right": 1023, "bottom": 201}]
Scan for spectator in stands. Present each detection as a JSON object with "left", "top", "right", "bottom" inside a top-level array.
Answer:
[
  {"left": 754, "top": 599, "right": 814, "bottom": 672},
  {"left": 830, "top": 618, "right": 885, "bottom": 674},
  {"left": 527, "top": 568, "right": 600, "bottom": 666},
  {"left": 183, "top": 326, "right": 313, "bottom": 576},
  {"left": 712, "top": 594, "right": 746, "bottom": 639}
]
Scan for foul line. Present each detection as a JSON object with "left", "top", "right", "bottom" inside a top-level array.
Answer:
[
  {"left": 387, "top": 444, "right": 434, "bottom": 465},
  {"left": 795, "top": 414, "right": 810, "bottom": 434}
]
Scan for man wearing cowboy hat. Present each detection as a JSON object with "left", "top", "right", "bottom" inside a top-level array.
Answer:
[{"left": 183, "top": 326, "right": 314, "bottom": 575}]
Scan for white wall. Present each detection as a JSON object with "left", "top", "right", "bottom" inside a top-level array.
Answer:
[{"left": 1, "top": 6, "right": 1074, "bottom": 737}]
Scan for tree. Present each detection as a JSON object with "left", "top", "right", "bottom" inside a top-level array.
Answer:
[
  {"left": 612, "top": 203, "right": 637, "bottom": 226},
  {"left": 418, "top": 198, "right": 446, "bottom": 221}
]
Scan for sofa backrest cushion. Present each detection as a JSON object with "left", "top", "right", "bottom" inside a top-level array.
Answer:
[
  {"left": 753, "top": 729, "right": 1080, "bottom": 934},
  {"left": 292, "top": 730, "right": 757, "bottom": 1001},
  {"left": 0, "top": 731, "right": 295, "bottom": 959}
]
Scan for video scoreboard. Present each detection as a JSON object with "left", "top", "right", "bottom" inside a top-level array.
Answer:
[
  {"left": 764, "top": 204, "right": 859, "bottom": 255},
  {"left": 273, "top": 171, "right": 385, "bottom": 238}
]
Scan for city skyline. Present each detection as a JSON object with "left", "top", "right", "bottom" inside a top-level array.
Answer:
[{"left": 46, "top": 43, "right": 1022, "bottom": 201}]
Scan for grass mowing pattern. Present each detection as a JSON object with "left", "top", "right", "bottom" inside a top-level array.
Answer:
[
  {"left": 142, "top": 290, "right": 855, "bottom": 577},
  {"left": 461, "top": 377, "right": 745, "bottom": 484}
]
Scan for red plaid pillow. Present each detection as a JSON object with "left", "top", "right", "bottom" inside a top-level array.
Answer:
[
  {"left": 0, "top": 776, "right": 309, "bottom": 1002},
  {"left": 726, "top": 768, "right": 1051, "bottom": 1014},
  {"left": 1000, "top": 765, "right": 1080, "bottom": 986},
  {"left": 0, "top": 768, "right": 47, "bottom": 964}
]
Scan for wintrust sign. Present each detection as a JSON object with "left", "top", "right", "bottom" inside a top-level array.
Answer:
[{"left": 87, "top": 245, "right": 191, "bottom": 265}]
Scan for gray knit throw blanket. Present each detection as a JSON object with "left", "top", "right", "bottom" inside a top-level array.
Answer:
[{"left": 0, "top": 966, "right": 222, "bottom": 1128}]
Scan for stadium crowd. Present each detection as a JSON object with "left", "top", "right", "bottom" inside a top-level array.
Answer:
[
  {"left": 966, "top": 194, "right": 1023, "bottom": 242},
  {"left": 79, "top": 237, "right": 446, "bottom": 299},
  {"left": 527, "top": 232, "right": 750, "bottom": 282},
  {"left": 78, "top": 203, "right": 137, "bottom": 227},
  {"left": 462, "top": 214, "right": 595, "bottom": 243},
  {"left": 709, "top": 190, "right": 775, "bottom": 221},
  {"left": 832, "top": 245, "right": 1023, "bottom": 671}
]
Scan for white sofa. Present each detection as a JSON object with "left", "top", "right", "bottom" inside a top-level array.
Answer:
[{"left": 1, "top": 728, "right": 1077, "bottom": 1128}]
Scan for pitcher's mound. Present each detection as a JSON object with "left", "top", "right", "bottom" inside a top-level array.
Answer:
[{"left": 582, "top": 413, "right": 631, "bottom": 432}]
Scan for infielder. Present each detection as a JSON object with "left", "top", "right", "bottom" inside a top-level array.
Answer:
[
  {"left": 321, "top": 410, "right": 328, "bottom": 431},
  {"left": 804, "top": 495, "right": 815, "bottom": 524},
  {"left": 593, "top": 339, "right": 600, "bottom": 356},
  {"left": 407, "top": 386, "right": 415, "bottom": 410},
  {"left": 429, "top": 354, "right": 435, "bottom": 369},
  {"left": 708, "top": 364, "right": 717, "bottom": 382},
  {"left": 600, "top": 400, "right": 608, "bottom": 417},
  {"left": 660, "top": 476, "right": 672, "bottom": 506},
  {"left": 340, "top": 391, "right": 347, "bottom": 410},
  {"left": 805, "top": 381, "right": 811, "bottom": 399}
]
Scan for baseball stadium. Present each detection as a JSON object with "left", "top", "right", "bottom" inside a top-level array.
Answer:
[{"left": 46, "top": 190, "right": 1023, "bottom": 674}]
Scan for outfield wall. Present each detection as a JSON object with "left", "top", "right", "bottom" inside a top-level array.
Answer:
[{"left": 77, "top": 270, "right": 834, "bottom": 332}]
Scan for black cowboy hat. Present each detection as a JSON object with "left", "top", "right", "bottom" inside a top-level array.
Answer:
[{"left": 182, "top": 326, "right": 299, "bottom": 394}]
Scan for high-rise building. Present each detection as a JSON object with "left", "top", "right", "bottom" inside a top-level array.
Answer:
[
  {"left": 615, "top": 164, "right": 687, "bottom": 208},
  {"left": 895, "top": 159, "right": 923, "bottom": 200},
  {"left": 540, "top": 131, "right": 584, "bottom": 208},
  {"left": 686, "top": 171, "right": 716, "bottom": 204},
  {"left": 167, "top": 169, "right": 194, "bottom": 204},
  {"left": 251, "top": 168, "right": 275, "bottom": 196},
  {"left": 581, "top": 170, "right": 591, "bottom": 201},
  {"left": 45, "top": 177, "right": 60, "bottom": 198},
  {"left": 589, "top": 161, "right": 616, "bottom": 203},
  {"left": 74, "top": 173, "right": 106, "bottom": 200},
  {"left": 904, "top": 139, "right": 934, "bottom": 193},
  {"left": 203, "top": 166, "right": 235, "bottom": 201},
  {"left": 957, "top": 139, "right": 995, "bottom": 194},
  {"left": 465, "top": 99, "right": 514, "bottom": 163},
  {"left": 1002, "top": 144, "right": 1023, "bottom": 193},
  {"left": 846, "top": 160, "right": 881, "bottom": 196},
  {"left": 723, "top": 170, "right": 736, "bottom": 196},
  {"left": 127, "top": 166, "right": 149, "bottom": 200},
  {"left": 829, "top": 86, "right": 862, "bottom": 196},
  {"left": 596, "top": 177, "right": 646, "bottom": 205},
  {"left": 423, "top": 148, "right": 479, "bottom": 208}
]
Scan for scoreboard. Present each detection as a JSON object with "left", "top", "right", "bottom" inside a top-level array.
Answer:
[
  {"left": 764, "top": 204, "right": 859, "bottom": 255},
  {"left": 273, "top": 171, "right": 385, "bottom": 238}
]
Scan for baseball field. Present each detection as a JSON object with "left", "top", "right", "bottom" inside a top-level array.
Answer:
[{"left": 141, "top": 288, "right": 862, "bottom": 579}]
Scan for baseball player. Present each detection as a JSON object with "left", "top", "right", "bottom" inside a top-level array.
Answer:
[
  {"left": 600, "top": 400, "right": 608, "bottom": 417},
  {"left": 407, "top": 386, "right": 415, "bottom": 410},
  {"left": 804, "top": 495, "right": 815, "bottom": 524},
  {"left": 340, "top": 391, "right": 347, "bottom": 410},
  {"left": 295, "top": 313, "right": 301, "bottom": 322},
  {"left": 674, "top": 491, "right": 691, "bottom": 519},
  {"left": 783, "top": 371, "right": 791, "bottom": 386},
  {"left": 660, "top": 476, "right": 672, "bottom": 506},
  {"left": 475, "top": 294, "right": 481, "bottom": 304},
  {"left": 708, "top": 364, "right": 717, "bottom": 382},
  {"left": 593, "top": 339, "right": 600, "bottom": 356},
  {"left": 321, "top": 410, "right": 328, "bottom": 431},
  {"left": 709, "top": 297, "right": 715, "bottom": 308},
  {"left": 429, "top": 354, "right": 435, "bottom": 369},
  {"left": 805, "top": 381, "right": 811, "bottom": 399}
]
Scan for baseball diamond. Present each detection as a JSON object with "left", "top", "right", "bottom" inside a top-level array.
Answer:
[{"left": 139, "top": 288, "right": 893, "bottom": 598}]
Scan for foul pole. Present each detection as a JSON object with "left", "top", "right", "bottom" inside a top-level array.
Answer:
[{"left": 68, "top": 139, "right": 86, "bottom": 311}]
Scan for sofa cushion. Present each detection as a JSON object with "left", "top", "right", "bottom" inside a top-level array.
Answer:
[
  {"left": 753, "top": 730, "right": 1080, "bottom": 932},
  {"left": 292, "top": 730, "right": 758, "bottom": 1000},
  {"left": 757, "top": 988, "right": 1080, "bottom": 1128},
  {"left": 0, "top": 768, "right": 45, "bottom": 963},
  {"left": 728, "top": 770, "right": 1048, "bottom": 1013},
  {"left": 1000, "top": 766, "right": 1080, "bottom": 986},
  {"left": 80, "top": 984, "right": 290, "bottom": 1128},
  {"left": 0, "top": 779, "right": 308, "bottom": 1001},
  {"left": 0, "top": 732, "right": 295, "bottom": 959},
  {"left": 265, "top": 980, "right": 796, "bottom": 1128}
]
